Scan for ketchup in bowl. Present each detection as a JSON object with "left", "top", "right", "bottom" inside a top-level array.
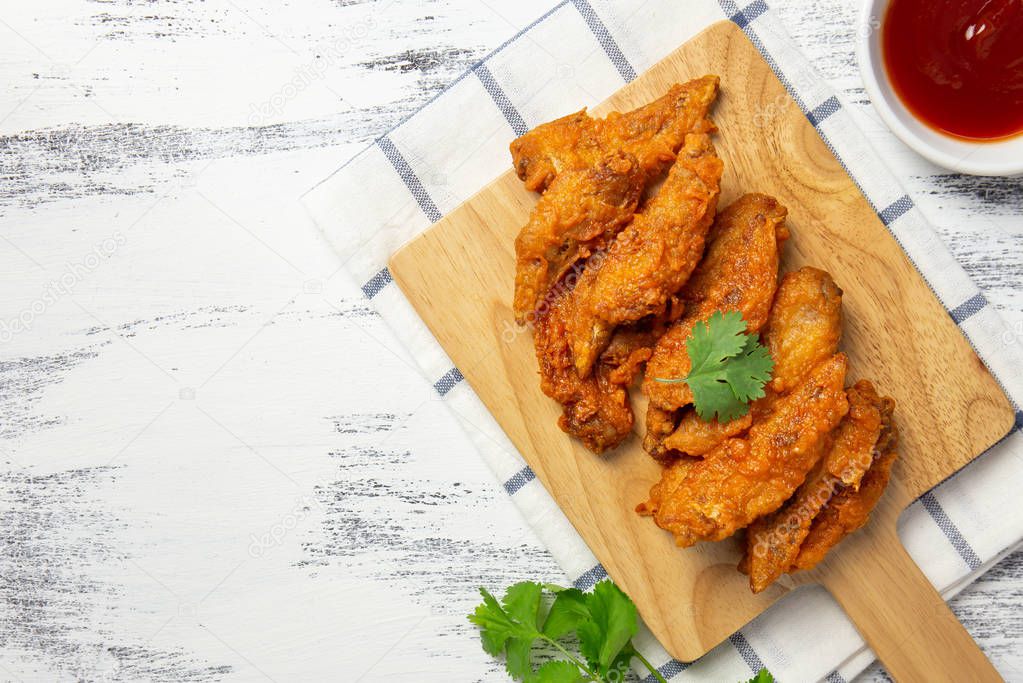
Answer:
[{"left": 882, "top": 0, "right": 1023, "bottom": 140}]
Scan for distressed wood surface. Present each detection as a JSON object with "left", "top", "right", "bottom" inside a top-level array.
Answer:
[{"left": 0, "top": 1, "right": 1019, "bottom": 681}]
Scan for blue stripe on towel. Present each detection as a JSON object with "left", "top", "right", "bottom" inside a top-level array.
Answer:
[
  {"left": 572, "top": 0, "right": 637, "bottom": 82},
  {"left": 376, "top": 136, "right": 443, "bottom": 223},
  {"left": 641, "top": 658, "right": 690, "bottom": 682},
  {"left": 503, "top": 466, "right": 536, "bottom": 495},
  {"left": 433, "top": 367, "right": 464, "bottom": 396},
  {"left": 330, "top": 1, "right": 571, "bottom": 178},
  {"left": 730, "top": 0, "right": 769, "bottom": 28},
  {"left": 808, "top": 95, "right": 841, "bottom": 127},
  {"left": 573, "top": 563, "right": 609, "bottom": 590},
  {"left": 729, "top": 632, "right": 765, "bottom": 674},
  {"left": 361, "top": 267, "right": 393, "bottom": 299},
  {"left": 878, "top": 195, "right": 914, "bottom": 226},
  {"left": 719, "top": 0, "right": 742, "bottom": 15},
  {"left": 474, "top": 63, "right": 529, "bottom": 137},
  {"left": 949, "top": 292, "right": 989, "bottom": 324},
  {"left": 920, "top": 492, "right": 983, "bottom": 570},
  {"left": 719, "top": 1, "right": 810, "bottom": 113}
]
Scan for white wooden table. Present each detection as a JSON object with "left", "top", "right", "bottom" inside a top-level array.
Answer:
[{"left": 0, "top": 1, "right": 1019, "bottom": 680}]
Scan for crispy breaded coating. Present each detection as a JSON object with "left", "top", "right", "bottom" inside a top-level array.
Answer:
[
  {"left": 821, "top": 381, "right": 886, "bottom": 488},
  {"left": 533, "top": 276, "right": 634, "bottom": 453},
  {"left": 741, "top": 380, "right": 885, "bottom": 592},
  {"left": 791, "top": 397, "right": 898, "bottom": 571},
  {"left": 661, "top": 267, "right": 844, "bottom": 458},
  {"left": 763, "top": 267, "right": 845, "bottom": 395},
  {"left": 642, "top": 193, "right": 789, "bottom": 462},
  {"left": 513, "top": 152, "right": 644, "bottom": 324},
  {"left": 661, "top": 411, "right": 754, "bottom": 457},
  {"left": 509, "top": 84, "right": 901, "bottom": 586},
  {"left": 599, "top": 311, "right": 678, "bottom": 387},
  {"left": 568, "top": 133, "right": 723, "bottom": 377},
  {"left": 637, "top": 353, "right": 850, "bottom": 547},
  {"left": 510, "top": 76, "right": 720, "bottom": 192}
]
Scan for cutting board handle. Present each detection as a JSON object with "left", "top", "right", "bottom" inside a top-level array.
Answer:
[{"left": 818, "top": 523, "right": 1002, "bottom": 682}]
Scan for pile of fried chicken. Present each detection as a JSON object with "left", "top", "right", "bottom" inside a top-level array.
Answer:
[{"left": 509, "top": 76, "right": 899, "bottom": 593}]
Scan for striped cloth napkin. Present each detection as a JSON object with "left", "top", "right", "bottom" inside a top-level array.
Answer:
[{"left": 303, "top": 1, "right": 1023, "bottom": 680}]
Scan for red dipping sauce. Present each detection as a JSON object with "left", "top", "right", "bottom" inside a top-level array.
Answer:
[{"left": 882, "top": 0, "right": 1023, "bottom": 140}]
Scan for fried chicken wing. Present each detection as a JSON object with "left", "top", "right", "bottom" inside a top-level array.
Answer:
[
  {"left": 660, "top": 411, "right": 754, "bottom": 457},
  {"left": 513, "top": 152, "right": 644, "bottom": 324},
  {"left": 791, "top": 397, "right": 898, "bottom": 572},
  {"left": 568, "top": 133, "right": 723, "bottom": 377},
  {"left": 510, "top": 84, "right": 900, "bottom": 588},
  {"left": 762, "top": 267, "right": 845, "bottom": 395},
  {"left": 658, "top": 408, "right": 757, "bottom": 456},
  {"left": 510, "top": 76, "right": 720, "bottom": 192},
  {"left": 533, "top": 276, "right": 634, "bottom": 453},
  {"left": 642, "top": 193, "right": 789, "bottom": 462},
  {"left": 741, "top": 380, "right": 885, "bottom": 592},
  {"left": 599, "top": 312, "right": 679, "bottom": 387},
  {"left": 821, "top": 381, "right": 887, "bottom": 487},
  {"left": 661, "top": 267, "right": 844, "bottom": 457},
  {"left": 636, "top": 353, "right": 849, "bottom": 547}
]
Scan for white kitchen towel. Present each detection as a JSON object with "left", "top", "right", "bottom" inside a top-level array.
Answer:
[{"left": 302, "top": 1, "right": 1023, "bottom": 680}]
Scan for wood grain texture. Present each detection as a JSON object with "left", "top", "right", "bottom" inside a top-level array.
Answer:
[
  {"left": 815, "top": 507, "right": 1002, "bottom": 682},
  {"left": 389, "top": 20, "right": 1014, "bottom": 669},
  {"left": 0, "top": 0, "right": 1019, "bottom": 681}
]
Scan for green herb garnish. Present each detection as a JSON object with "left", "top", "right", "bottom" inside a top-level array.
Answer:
[
  {"left": 469, "top": 579, "right": 776, "bottom": 683},
  {"left": 469, "top": 580, "right": 663, "bottom": 682},
  {"left": 745, "top": 668, "right": 776, "bottom": 683},
  {"left": 656, "top": 310, "right": 774, "bottom": 423}
]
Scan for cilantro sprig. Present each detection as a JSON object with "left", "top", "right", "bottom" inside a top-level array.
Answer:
[
  {"left": 469, "top": 579, "right": 774, "bottom": 683},
  {"left": 744, "top": 669, "right": 776, "bottom": 683},
  {"left": 656, "top": 310, "right": 774, "bottom": 423},
  {"left": 469, "top": 580, "right": 664, "bottom": 682}
]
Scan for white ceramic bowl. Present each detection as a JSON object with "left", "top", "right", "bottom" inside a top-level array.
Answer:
[{"left": 857, "top": 0, "right": 1023, "bottom": 176}]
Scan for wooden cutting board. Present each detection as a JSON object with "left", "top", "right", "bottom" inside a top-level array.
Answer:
[{"left": 389, "top": 20, "right": 1014, "bottom": 681}]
